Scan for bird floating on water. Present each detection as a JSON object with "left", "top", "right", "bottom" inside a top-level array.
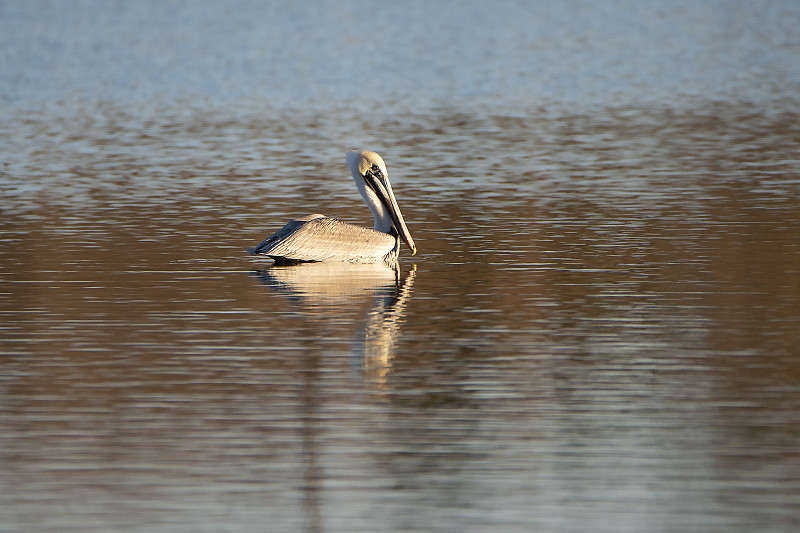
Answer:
[{"left": 248, "top": 150, "right": 416, "bottom": 265}]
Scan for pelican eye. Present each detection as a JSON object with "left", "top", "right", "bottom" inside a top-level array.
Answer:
[{"left": 367, "top": 164, "right": 384, "bottom": 179}]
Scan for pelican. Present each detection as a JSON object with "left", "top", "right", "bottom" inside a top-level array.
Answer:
[{"left": 247, "top": 150, "right": 416, "bottom": 264}]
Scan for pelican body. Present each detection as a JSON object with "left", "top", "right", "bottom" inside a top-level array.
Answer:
[{"left": 248, "top": 150, "right": 416, "bottom": 264}]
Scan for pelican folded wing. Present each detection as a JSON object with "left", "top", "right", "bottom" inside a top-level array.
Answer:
[{"left": 248, "top": 216, "right": 397, "bottom": 264}]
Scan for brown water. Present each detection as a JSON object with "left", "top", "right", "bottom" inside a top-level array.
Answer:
[
  {"left": 3, "top": 0, "right": 800, "bottom": 530},
  {"left": 2, "top": 103, "right": 799, "bottom": 532}
]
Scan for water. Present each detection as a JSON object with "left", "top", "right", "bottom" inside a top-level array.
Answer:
[{"left": 2, "top": 2, "right": 800, "bottom": 532}]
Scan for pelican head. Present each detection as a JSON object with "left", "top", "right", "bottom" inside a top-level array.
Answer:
[{"left": 346, "top": 150, "right": 416, "bottom": 256}]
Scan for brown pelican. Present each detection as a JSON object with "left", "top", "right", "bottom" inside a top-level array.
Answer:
[{"left": 248, "top": 150, "right": 416, "bottom": 264}]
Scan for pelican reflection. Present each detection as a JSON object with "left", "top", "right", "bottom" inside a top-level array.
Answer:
[{"left": 253, "top": 262, "right": 416, "bottom": 381}]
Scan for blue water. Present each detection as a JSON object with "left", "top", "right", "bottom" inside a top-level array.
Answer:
[{"left": 2, "top": 0, "right": 799, "bottom": 114}]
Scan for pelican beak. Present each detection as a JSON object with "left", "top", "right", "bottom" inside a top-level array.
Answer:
[{"left": 363, "top": 172, "right": 417, "bottom": 256}]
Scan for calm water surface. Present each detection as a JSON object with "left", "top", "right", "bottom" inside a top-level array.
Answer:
[
  {"left": 2, "top": 104, "right": 799, "bottom": 532},
  {"left": 2, "top": 2, "right": 800, "bottom": 532}
]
